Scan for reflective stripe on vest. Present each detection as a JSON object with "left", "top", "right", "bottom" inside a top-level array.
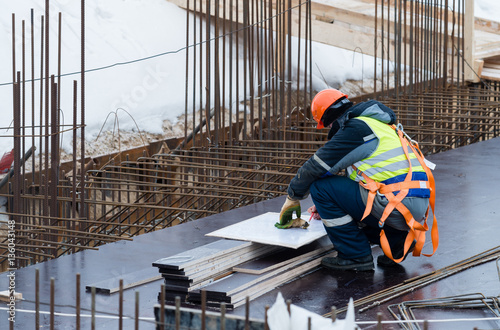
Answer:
[{"left": 349, "top": 117, "right": 428, "bottom": 197}]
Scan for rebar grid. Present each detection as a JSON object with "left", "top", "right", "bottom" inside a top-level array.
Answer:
[
  {"left": 0, "top": 139, "right": 322, "bottom": 268},
  {"left": 323, "top": 246, "right": 500, "bottom": 318},
  {"left": 3, "top": 1, "right": 500, "bottom": 272},
  {"left": 387, "top": 293, "right": 500, "bottom": 330},
  {"left": 379, "top": 84, "right": 500, "bottom": 154}
]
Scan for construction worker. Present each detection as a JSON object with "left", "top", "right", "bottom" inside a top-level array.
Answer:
[{"left": 276, "top": 88, "right": 438, "bottom": 271}]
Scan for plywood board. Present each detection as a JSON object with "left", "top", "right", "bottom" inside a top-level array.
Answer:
[
  {"left": 86, "top": 268, "right": 162, "bottom": 294},
  {"left": 152, "top": 239, "right": 253, "bottom": 270},
  {"left": 205, "top": 212, "right": 326, "bottom": 249},
  {"left": 233, "top": 238, "right": 332, "bottom": 275},
  {"left": 202, "top": 248, "right": 334, "bottom": 298}
]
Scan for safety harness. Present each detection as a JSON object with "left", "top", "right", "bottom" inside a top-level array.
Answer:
[{"left": 354, "top": 124, "right": 439, "bottom": 263}]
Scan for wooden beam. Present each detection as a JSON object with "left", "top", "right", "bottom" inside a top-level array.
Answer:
[
  {"left": 167, "top": 0, "right": 464, "bottom": 59},
  {"left": 464, "top": 0, "right": 476, "bottom": 81},
  {"left": 475, "top": 17, "right": 500, "bottom": 34}
]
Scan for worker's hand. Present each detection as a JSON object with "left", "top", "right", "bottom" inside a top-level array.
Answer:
[
  {"left": 275, "top": 218, "right": 309, "bottom": 229},
  {"left": 307, "top": 205, "right": 322, "bottom": 220},
  {"left": 275, "top": 197, "right": 301, "bottom": 229}
]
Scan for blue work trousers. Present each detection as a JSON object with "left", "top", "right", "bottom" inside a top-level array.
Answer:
[{"left": 310, "top": 175, "right": 408, "bottom": 260}]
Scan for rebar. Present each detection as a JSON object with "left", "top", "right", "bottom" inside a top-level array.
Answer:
[
  {"left": 388, "top": 293, "right": 500, "bottom": 330},
  {"left": 2, "top": 1, "right": 500, "bottom": 272},
  {"left": 324, "top": 246, "right": 500, "bottom": 317}
]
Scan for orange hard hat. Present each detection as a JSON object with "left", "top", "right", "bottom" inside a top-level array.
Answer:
[{"left": 311, "top": 89, "right": 348, "bottom": 129}]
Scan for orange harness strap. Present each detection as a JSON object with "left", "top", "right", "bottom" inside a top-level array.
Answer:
[{"left": 356, "top": 128, "right": 439, "bottom": 263}]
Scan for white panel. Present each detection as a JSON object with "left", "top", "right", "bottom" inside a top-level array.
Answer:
[{"left": 206, "top": 212, "right": 327, "bottom": 249}]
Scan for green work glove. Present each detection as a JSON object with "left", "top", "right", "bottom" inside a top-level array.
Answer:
[{"left": 275, "top": 197, "right": 301, "bottom": 229}]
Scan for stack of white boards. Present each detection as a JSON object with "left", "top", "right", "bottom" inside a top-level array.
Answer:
[{"left": 152, "top": 236, "right": 334, "bottom": 309}]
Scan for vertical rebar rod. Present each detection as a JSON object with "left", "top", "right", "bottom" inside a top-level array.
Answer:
[
  {"left": 50, "top": 277, "right": 55, "bottom": 330},
  {"left": 296, "top": 0, "right": 302, "bottom": 116},
  {"left": 303, "top": 0, "right": 308, "bottom": 108},
  {"left": 12, "top": 14, "right": 16, "bottom": 94},
  {"left": 160, "top": 284, "right": 165, "bottom": 330},
  {"left": 214, "top": 0, "right": 220, "bottom": 146},
  {"left": 374, "top": 0, "right": 378, "bottom": 96},
  {"left": 249, "top": 0, "right": 255, "bottom": 140},
  {"left": 50, "top": 75, "right": 59, "bottom": 252},
  {"left": 58, "top": 13, "right": 62, "bottom": 121},
  {"left": 193, "top": 0, "right": 197, "bottom": 147},
  {"left": 222, "top": 0, "right": 227, "bottom": 144},
  {"left": 76, "top": 273, "right": 80, "bottom": 330},
  {"left": 403, "top": 0, "right": 407, "bottom": 95},
  {"left": 72, "top": 80, "right": 77, "bottom": 249},
  {"left": 135, "top": 291, "right": 140, "bottom": 330},
  {"left": 205, "top": 0, "right": 212, "bottom": 143},
  {"left": 44, "top": 0, "right": 50, "bottom": 225},
  {"left": 409, "top": 0, "right": 414, "bottom": 93},
  {"left": 243, "top": 0, "right": 249, "bottom": 139},
  {"left": 185, "top": 0, "right": 190, "bottom": 143},
  {"left": 380, "top": 0, "right": 385, "bottom": 95},
  {"left": 22, "top": 20, "right": 26, "bottom": 195},
  {"left": 39, "top": 15, "right": 44, "bottom": 193},
  {"left": 81, "top": 0, "right": 86, "bottom": 221},
  {"left": 304, "top": 1, "right": 313, "bottom": 103},
  {"left": 36, "top": 269, "right": 40, "bottom": 327},
  {"left": 235, "top": 0, "right": 240, "bottom": 142},
  {"left": 175, "top": 296, "right": 180, "bottom": 330},
  {"left": 443, "top": 0, "right": 449, "bottom": 86},
  {"left": 265, "top": 0, "right": 271, "bottom": 140},
  {"left": 269, "top": 0, "right": 276, "bottom": 139},
  {"left": 201, "top": 290, "right": 207, "bottom": 330},
  {"left": 91, "top": 286, "right": 96, "bottom": 330},
  {"left": 386, "top": 0, "right": 390, "bottom": 94},
  {"left": 119, "top": 279, "right": 123, "bottom": 329},
  {"left": 220, "top": 302, "right": 226, "bottom": 330},
  {"left": 199, "top": 0, "right": 204, "bottom": 145},
  {"left": 394, "top": 0, "right": 399, "bottom": 96},
  {"left": 258, "top": 0, "right": 264, "bottom": 142},
  {"left": 245, "top": 296, "right": 250, "bottom": 330},
  {"left": 229, "top": 0, "right": 234, "bottom": 142},
  {"left": 264, "top": 305, "right": 269, "bottom": 330},
  {"left": 13, "top": 73, "right": 21, "bottom": 262},
  {"left": 287, "top": 0, "right": 292, "bottom": 140},
  {"left": 31, "top": 9, "right": 35, "bottom": 187}
]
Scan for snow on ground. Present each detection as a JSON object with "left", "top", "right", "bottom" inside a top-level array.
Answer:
[
  {"left": 0, "top": 0, "right": 378, "bottom": 159},
  {"left": 0, "top": 0, "right": 498, "bottom": 159}
]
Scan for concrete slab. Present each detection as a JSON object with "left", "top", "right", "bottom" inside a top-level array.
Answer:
[{"left": 1, "top": 137, "right": 499, "bottom": 329}]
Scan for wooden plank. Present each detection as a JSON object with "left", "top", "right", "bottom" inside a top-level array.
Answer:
[
  {"left": 167, "top": 0, "right": 465, "bottom": 61},
  {"left": 152, "top": 239, "right": 253, "bottom": 270},
  {"left": 181, "top": 245, "right": 281, "bottom": 275},
  {"left": 85, "top": 268, "right": 162, "bottom": 294},
  {"left": 233, "top": 236, "right": 331, "bottom": 275},
  {"left": 475, "top": 17, "right": 500, "bottom": 34},
  {"left": 464, "top": 0, "right": 475, "bottom": 81},
  {"left": 206, "top": 212, "right": 326, "bottom": 249},
  {"left": 201, "top": 249, "right": 334, "bottom": 301},
  {"left": 476, "top": 41, "right": 500, "bottom": 60},
  {"left": 0, "top": 290, "right": 22, "bottom": 302},
  {"left": 183, "top": 245, "right": 281, "bottom": 282},
  {"left": 230, "top": 252, "right": 337, "bottom": 307},
  {"left": 480, "top": 67, "right": 500, "bottom": 81}
]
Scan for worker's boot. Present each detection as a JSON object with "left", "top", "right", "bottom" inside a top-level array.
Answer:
[
  {"left": 321, "top": 255, "right": 374, "bottom": 271},
  {"left": 377, "top": 240, "right": 416, "bottom": 267}
]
